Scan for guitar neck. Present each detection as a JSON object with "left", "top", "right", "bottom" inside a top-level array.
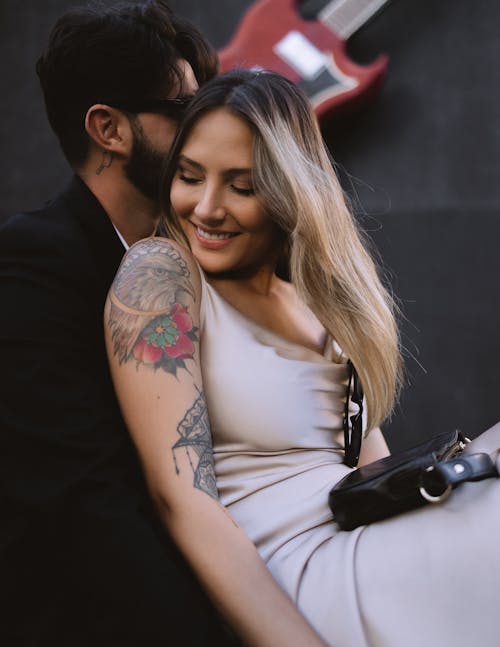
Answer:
[{"left": 318, "top": 0, "right": 390, "bottom": 39}]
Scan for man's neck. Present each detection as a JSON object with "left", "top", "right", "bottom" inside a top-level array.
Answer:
[{"left": 78, "top": 168, "right": 160, "bottom": 246}]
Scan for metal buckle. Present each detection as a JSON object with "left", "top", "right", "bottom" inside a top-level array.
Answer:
[{"left": 419, "top": 465, "right": 452, "bottom": 503}]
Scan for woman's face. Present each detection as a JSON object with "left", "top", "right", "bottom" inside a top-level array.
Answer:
[{"left": 170, "top": 108, "right": 281, "bottom": 277}]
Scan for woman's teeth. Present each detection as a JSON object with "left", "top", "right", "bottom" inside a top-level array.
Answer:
[{"left": 197, "top": 226, "right": 234, "bottom": 240}]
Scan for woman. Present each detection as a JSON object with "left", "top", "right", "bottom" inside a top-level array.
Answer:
[{"left": 105, "top": 70, "right": 500, "bottom": 647}]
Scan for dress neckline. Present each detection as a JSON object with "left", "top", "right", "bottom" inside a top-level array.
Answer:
[{"left": 203, "top": 278, "right": 340, "bottom": 362}]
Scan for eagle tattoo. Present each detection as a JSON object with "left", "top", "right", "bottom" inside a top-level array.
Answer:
[{"left": 108, "top": 238, "right": 198, "bottom": 376}]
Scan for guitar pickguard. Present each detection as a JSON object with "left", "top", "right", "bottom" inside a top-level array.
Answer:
[{"left": 273, "top": 30, "right": 358, "bottom": 106}]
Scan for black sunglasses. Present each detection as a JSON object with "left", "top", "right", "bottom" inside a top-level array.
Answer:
[
  {"left": 107, "top": 96, "right": 193, "bottom": 120},
  {"left": 343, "top": 360, "right": 364, "bottom": 467}
]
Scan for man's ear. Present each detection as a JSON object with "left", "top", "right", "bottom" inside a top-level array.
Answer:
[{"left": 85, "top": 104, "right": 133, "bottom": 157}]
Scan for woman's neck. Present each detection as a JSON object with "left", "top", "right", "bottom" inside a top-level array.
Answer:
[{"left": 207, "top": 264, "right": 279, "bottom": 299}]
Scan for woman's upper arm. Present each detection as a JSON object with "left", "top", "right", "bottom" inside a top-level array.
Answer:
[
  {"left": 358, "top": 426, "right": 390, "bottom": 466},
  {"left": 104, "top": 237, "right": 216, "bottom": 509}
]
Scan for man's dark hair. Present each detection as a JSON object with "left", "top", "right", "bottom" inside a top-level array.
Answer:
[{"left": 36, "top": 1, "right": 218, "bottom": 167}]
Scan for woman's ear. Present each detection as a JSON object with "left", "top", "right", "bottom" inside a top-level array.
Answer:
[{"left": 85, "top": 104, "right": 132, "bottom": 158}]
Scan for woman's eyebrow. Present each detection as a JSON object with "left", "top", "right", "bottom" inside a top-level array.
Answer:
[
  {"left": 223, "top": 169, "right": 252, "bottom": 184},
  {"left": 178, "top": 154, "right": 204, "bottom": 172}
]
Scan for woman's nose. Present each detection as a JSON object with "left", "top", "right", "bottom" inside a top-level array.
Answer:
[{"left": 194, "top": 186, "right": 226, "bottom": 223}]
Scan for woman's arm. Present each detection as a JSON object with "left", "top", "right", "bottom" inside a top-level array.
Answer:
[
  {"left": 358, "top": 427, "right": 390, "bottom": 466},
  {"left": 104, "top": 238, "right": 327, "bottom": 647}
]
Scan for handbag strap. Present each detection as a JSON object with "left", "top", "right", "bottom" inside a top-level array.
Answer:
[
  {"left": 343, "top": 361, "right": 364, "bottom": 468},
  {"left": 420, "top": 452, "right": 499, "bottom": 502}
]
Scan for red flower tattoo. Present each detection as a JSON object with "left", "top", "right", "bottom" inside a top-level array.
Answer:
[{"left": 133, "top": 303, "right": 198, "bottom": 375}]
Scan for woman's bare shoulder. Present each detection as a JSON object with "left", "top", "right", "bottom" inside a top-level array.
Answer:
[
  {"left": 106, "top": 236, "right": 202, "bottom": 367},
  {"left": 123, "top": 235, "right": 196, "bottom": 269},
  {"left": 114, "top": 236, "right": 202, "bottom": 295}
]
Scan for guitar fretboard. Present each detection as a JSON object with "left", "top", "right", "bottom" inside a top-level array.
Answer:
[{"left": 319, "top": 0, "right": 389, "bottom": 39}]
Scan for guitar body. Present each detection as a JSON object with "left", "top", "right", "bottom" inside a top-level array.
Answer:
[{"left": 218, "top": 0, "right": 388, "bottom": 120}]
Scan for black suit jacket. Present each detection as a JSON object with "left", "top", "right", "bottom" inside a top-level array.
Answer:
[{"left": 0, "top": 177, "right": 237, "bottom": 646}]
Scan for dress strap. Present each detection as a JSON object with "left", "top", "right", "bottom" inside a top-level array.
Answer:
[{"left": 343, "top": 361, "right": 364, "bottom": 467}]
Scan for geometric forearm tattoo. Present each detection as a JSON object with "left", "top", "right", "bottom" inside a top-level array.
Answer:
[{"left": 172, "top": 389, "right": 218, "bottom": 500}]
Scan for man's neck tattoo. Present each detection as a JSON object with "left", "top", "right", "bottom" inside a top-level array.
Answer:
[{"left": 96, "top": 150, "right": 114, "bottom": 175}]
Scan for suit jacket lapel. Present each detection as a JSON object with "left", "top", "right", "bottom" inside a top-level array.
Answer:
[{"left": 62, "top": 175, "right": 125, "bottom": 296}]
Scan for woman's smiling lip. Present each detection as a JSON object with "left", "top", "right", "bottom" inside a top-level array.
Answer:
[{"left": 190, "top": 222, "right": 240, "bottom": 249}]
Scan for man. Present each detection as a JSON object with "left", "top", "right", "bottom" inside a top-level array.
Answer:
[{"left": 0, "top": 3, "right": 238, "bottom": 645}]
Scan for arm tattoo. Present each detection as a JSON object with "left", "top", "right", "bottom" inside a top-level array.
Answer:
[
  {"left": 172, "top": 389, "right": 218, "bottom": 500},
  {"left": 107, "top": 238, "right": 198, "bottom": 377}
]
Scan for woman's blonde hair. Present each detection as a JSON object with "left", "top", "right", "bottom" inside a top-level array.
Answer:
[{"left": 161, "top": 69, "right": 402, "bottom": 429}]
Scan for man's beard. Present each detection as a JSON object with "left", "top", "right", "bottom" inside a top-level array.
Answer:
[{"left": 124, "top": 117, "right": 166, "bottom": 203}]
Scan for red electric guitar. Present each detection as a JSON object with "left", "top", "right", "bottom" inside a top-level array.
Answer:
[{"left": 219, "top": 0, "right": 391, "bottom": 120}]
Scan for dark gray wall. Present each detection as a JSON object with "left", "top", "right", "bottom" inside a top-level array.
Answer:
[{"left": 1, "top": 0, "right": 499, "bottom": 450}]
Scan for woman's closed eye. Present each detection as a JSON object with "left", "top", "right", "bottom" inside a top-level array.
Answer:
[
  {"left": 231, "top": 184, "right": 255, "bottom": 197},
  {"left": 179, "top": 174, "right": 201, "bottom": 185},
  {"left": 176, "top": 164, "right": 255, "bottom": 196},
  {"left": 177, "top": 167, "right": 202, "bottom": 185}
]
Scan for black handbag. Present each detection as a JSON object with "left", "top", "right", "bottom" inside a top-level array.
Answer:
[{"left": 329, "top": 364, "right": 499, "bottom": 530}]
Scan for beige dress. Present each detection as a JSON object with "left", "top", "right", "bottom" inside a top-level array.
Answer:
[{"left": 199, "top": 276, "right": 500, "bottom": 647}]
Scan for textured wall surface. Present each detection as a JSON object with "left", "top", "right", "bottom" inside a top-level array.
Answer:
[{"left": 1, "top": 0, "right": 499, "bottom": 449}]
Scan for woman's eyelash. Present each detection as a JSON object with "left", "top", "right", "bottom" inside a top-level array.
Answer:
[
  {"left": 178, "top": 173, "right": 200, "bottom": 184},
  {"left": 232, "top": 185, "right": 255, "bottom": 196}
]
